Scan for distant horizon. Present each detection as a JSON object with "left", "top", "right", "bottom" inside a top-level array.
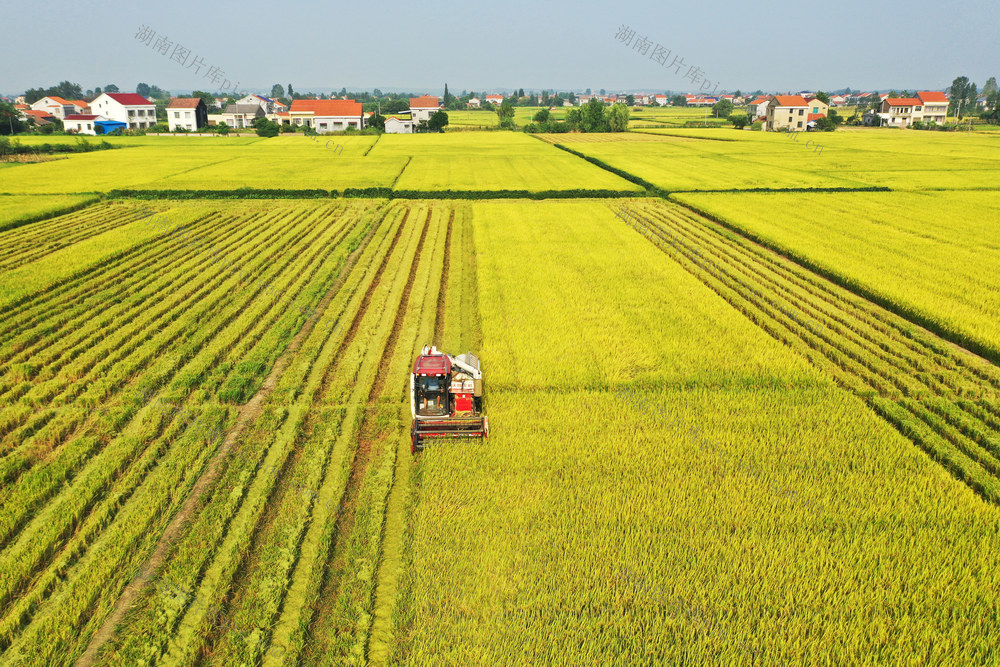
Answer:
[
  {"left": 5, "top": 0, "right": 995, "bottom": 99},
  {"left": 4, "top": 83, "right": 972, "bottom": 100}
]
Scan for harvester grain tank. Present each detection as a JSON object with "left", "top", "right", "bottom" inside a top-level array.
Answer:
[{"left": 410, "top": 345, "right": 488, "bottom": 452}]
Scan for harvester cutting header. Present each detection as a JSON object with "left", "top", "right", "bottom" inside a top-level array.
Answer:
[{"left": 410, "top": 346, "right": 488, "bottom": 453}]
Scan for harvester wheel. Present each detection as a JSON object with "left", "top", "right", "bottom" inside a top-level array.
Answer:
[{"left": 410, "top": 427, "right": 419, "bottom": 454}]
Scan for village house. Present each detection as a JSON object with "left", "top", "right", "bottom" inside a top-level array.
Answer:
[
  {"left": 805, "top": 96, "right": 830, "bottom": 128},
  {"left": 876, "top": 92, "right": 948, "bottom": 127},
  {"left": 287, "top": 99, "right": 364, "bottom": 131},
  {"left": 467, "top": 97, "right": 481, "bottom": 108},
  {"left": 384, "top": 115, "right": 415, "bottom": 134},
  {"left": 766, "top": 95, "right": 810, "bottom": 131},
  {"left": 30, "top": 96, "right": 89, "bottom": 120},
  {"left": 485, "top": 94, "right": 504, "bottom": 106},
  {"left": 221, "top": 103, "right": 265, "bottom": 128},
  {"left": 749, "top": 95, "right": 771, "bottom": 122},
  {"left": 64, "top": 114, "right": 105, "bottom": 135},
  {"left": 89, "top": 93, "right": 157, "bottom": 129},
  {"left": 21, "top": 109, "right": 57, "bottom": 126},
  {"left": 915, "top": 91, "right": 948, "bottom": 123},
  {"left": 167, "top": 98, "right": 208, "bottom": 131},
  {"left": 237, "top": 93, "right": 287, "bottom": 115},
  {"left": 409, "top": 96, "right": 441, "bottom": 123}
]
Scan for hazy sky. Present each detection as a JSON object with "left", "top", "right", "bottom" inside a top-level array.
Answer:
[{"left": 4, "top": 0, "right": 997, "bottom": 96}]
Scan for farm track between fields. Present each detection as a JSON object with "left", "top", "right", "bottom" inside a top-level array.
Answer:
[
  {"left": 0, "top": 202, "right": 385, "bottom": 663},
  {"left": 621, "top": 200, "right": 1000, "bottom": 504}
]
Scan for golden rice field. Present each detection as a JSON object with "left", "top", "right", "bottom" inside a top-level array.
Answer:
[{"left": 0, "top": 126, "right": 998, "bottom": 664}]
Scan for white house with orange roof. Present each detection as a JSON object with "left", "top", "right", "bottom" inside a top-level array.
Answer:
[
  {"left": 29, "top": 96, "right": 88, "bottom": 120},
  {"left": 384, "top": 115, "right": 414, "bottom": 134},
  {"left": 749, "top": 95, "right": 771, "bottom": 121},
  {"left": 765, "top": 95, "right": 810, "bottom": 131},
  {"left": 288, "top": 99, "right": 364, "bottom": 131},
  {"left": 485, "top": 94, "right": 504, "bottom": 106},
  {"left": 409, "top": 96, "right": 440, "bottom": 123},
  {"left": 915, "top": 91, "right": 948, "bottom": 123},
  {"left": 877, "top": 91, "right": 948, "bottom": 127}
]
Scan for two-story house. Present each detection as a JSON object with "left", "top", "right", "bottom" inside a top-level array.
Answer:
[
  {"left": 167, "top": 98, "right": 208, "bottom": 131},
  {"left": 89, "top": 93, "right": 157, "bottom": 129},
  {"left": 409, "top": 96, "right": 441, "bottom": 124},
  {"left": 765, "top": 95, "right": 810, "bottom": 131}
]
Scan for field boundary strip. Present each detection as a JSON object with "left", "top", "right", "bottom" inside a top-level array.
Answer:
[{"left": 104, "top": 188, "right": 645, "bottom": 200}]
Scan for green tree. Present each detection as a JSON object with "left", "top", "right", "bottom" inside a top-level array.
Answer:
[
  {"left": 814, "top": 117, "right": 836, "bottom": 131},
  {"left": 367, "top": 113, "right": 386, "bottom": 131},
  {"left": 443, "top": 83, "right": 454, "bottom": 108},
  {"left": 565, "top": 108, "right": 582, "bottom": 130},
  {"left": 814, "top": 91, "right": 831, "bottom": 105},
  {"left": 671, "top": 94, "right": 687, "bottom": 106},
  {"left": 983, "top": 77, "right": 998, "bottom": 97},
  {"left": 252, "top": 116, "right": 280, "bottom": 137},
  {"left": 428, "top": 110, "right": 449, "bottom": 131},
  {"left": 533, "top": 108, "right": 550, "bottom": 122},
  {"left": 497, "top": 99, "right": 516, "bottom": 129},
  {"left": 192, "top": 90, "right": 217, "bottom": 110},
  {"left": 949, "top": 76, "right": 971, "bottom": 117},
  {"left": 271, "top": 84, "right": 285, "bottom": 98},
  {"left": 287, "top": 83, "right": 294, "bottom": 97},
  {"left": 728, "top": 112, "right": 748, "bottom": 129},
  {"left": 105, "top": 83, "right": 120, "bottom": 93},
  {"left": 607, "top": 102, "right": 630, "bottom": 132},
  {"left": 712, "top": 99, "right": 734, "bottom": 118},
  {"left": 0, "top": 102, "right": 28, "bottom": 135},
  {"left": 136, "top": 82, "right": 151, "bottom": 97},
  {"left": 581, "top": 98, "right": 609, "bottom": 132},
  {"left": 625, "top": 94, "right": 635, "bottom": 106},
  {"left": 383, "top": 98, "right": 409, "bottom": 114}
]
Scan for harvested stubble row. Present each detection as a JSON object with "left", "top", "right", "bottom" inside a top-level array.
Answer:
[
  {"left": 94, "top": 201, "right": 468, "bottom": 666},
  {"left": 619, "top": 199, "right": 1000, "bottom": 504},
  {"left": 0, "top": 202, "right": 160, "bottom": 272},
  {"left": 0, "top": 200, "right": 383, "bottom": 664}
]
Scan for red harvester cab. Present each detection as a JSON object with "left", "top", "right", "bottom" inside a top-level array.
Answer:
[{"left": 410, "top": 345, "right": 488, "bottom": 453}]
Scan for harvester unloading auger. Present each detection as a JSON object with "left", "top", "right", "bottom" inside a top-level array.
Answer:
[{"left": 410, "top": 345, "right": 488, "bottom": 453}]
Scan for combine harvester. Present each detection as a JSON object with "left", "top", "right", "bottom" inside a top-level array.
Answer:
[{"left": 410, "top": 345, "right": 488, "bottom": 453}]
